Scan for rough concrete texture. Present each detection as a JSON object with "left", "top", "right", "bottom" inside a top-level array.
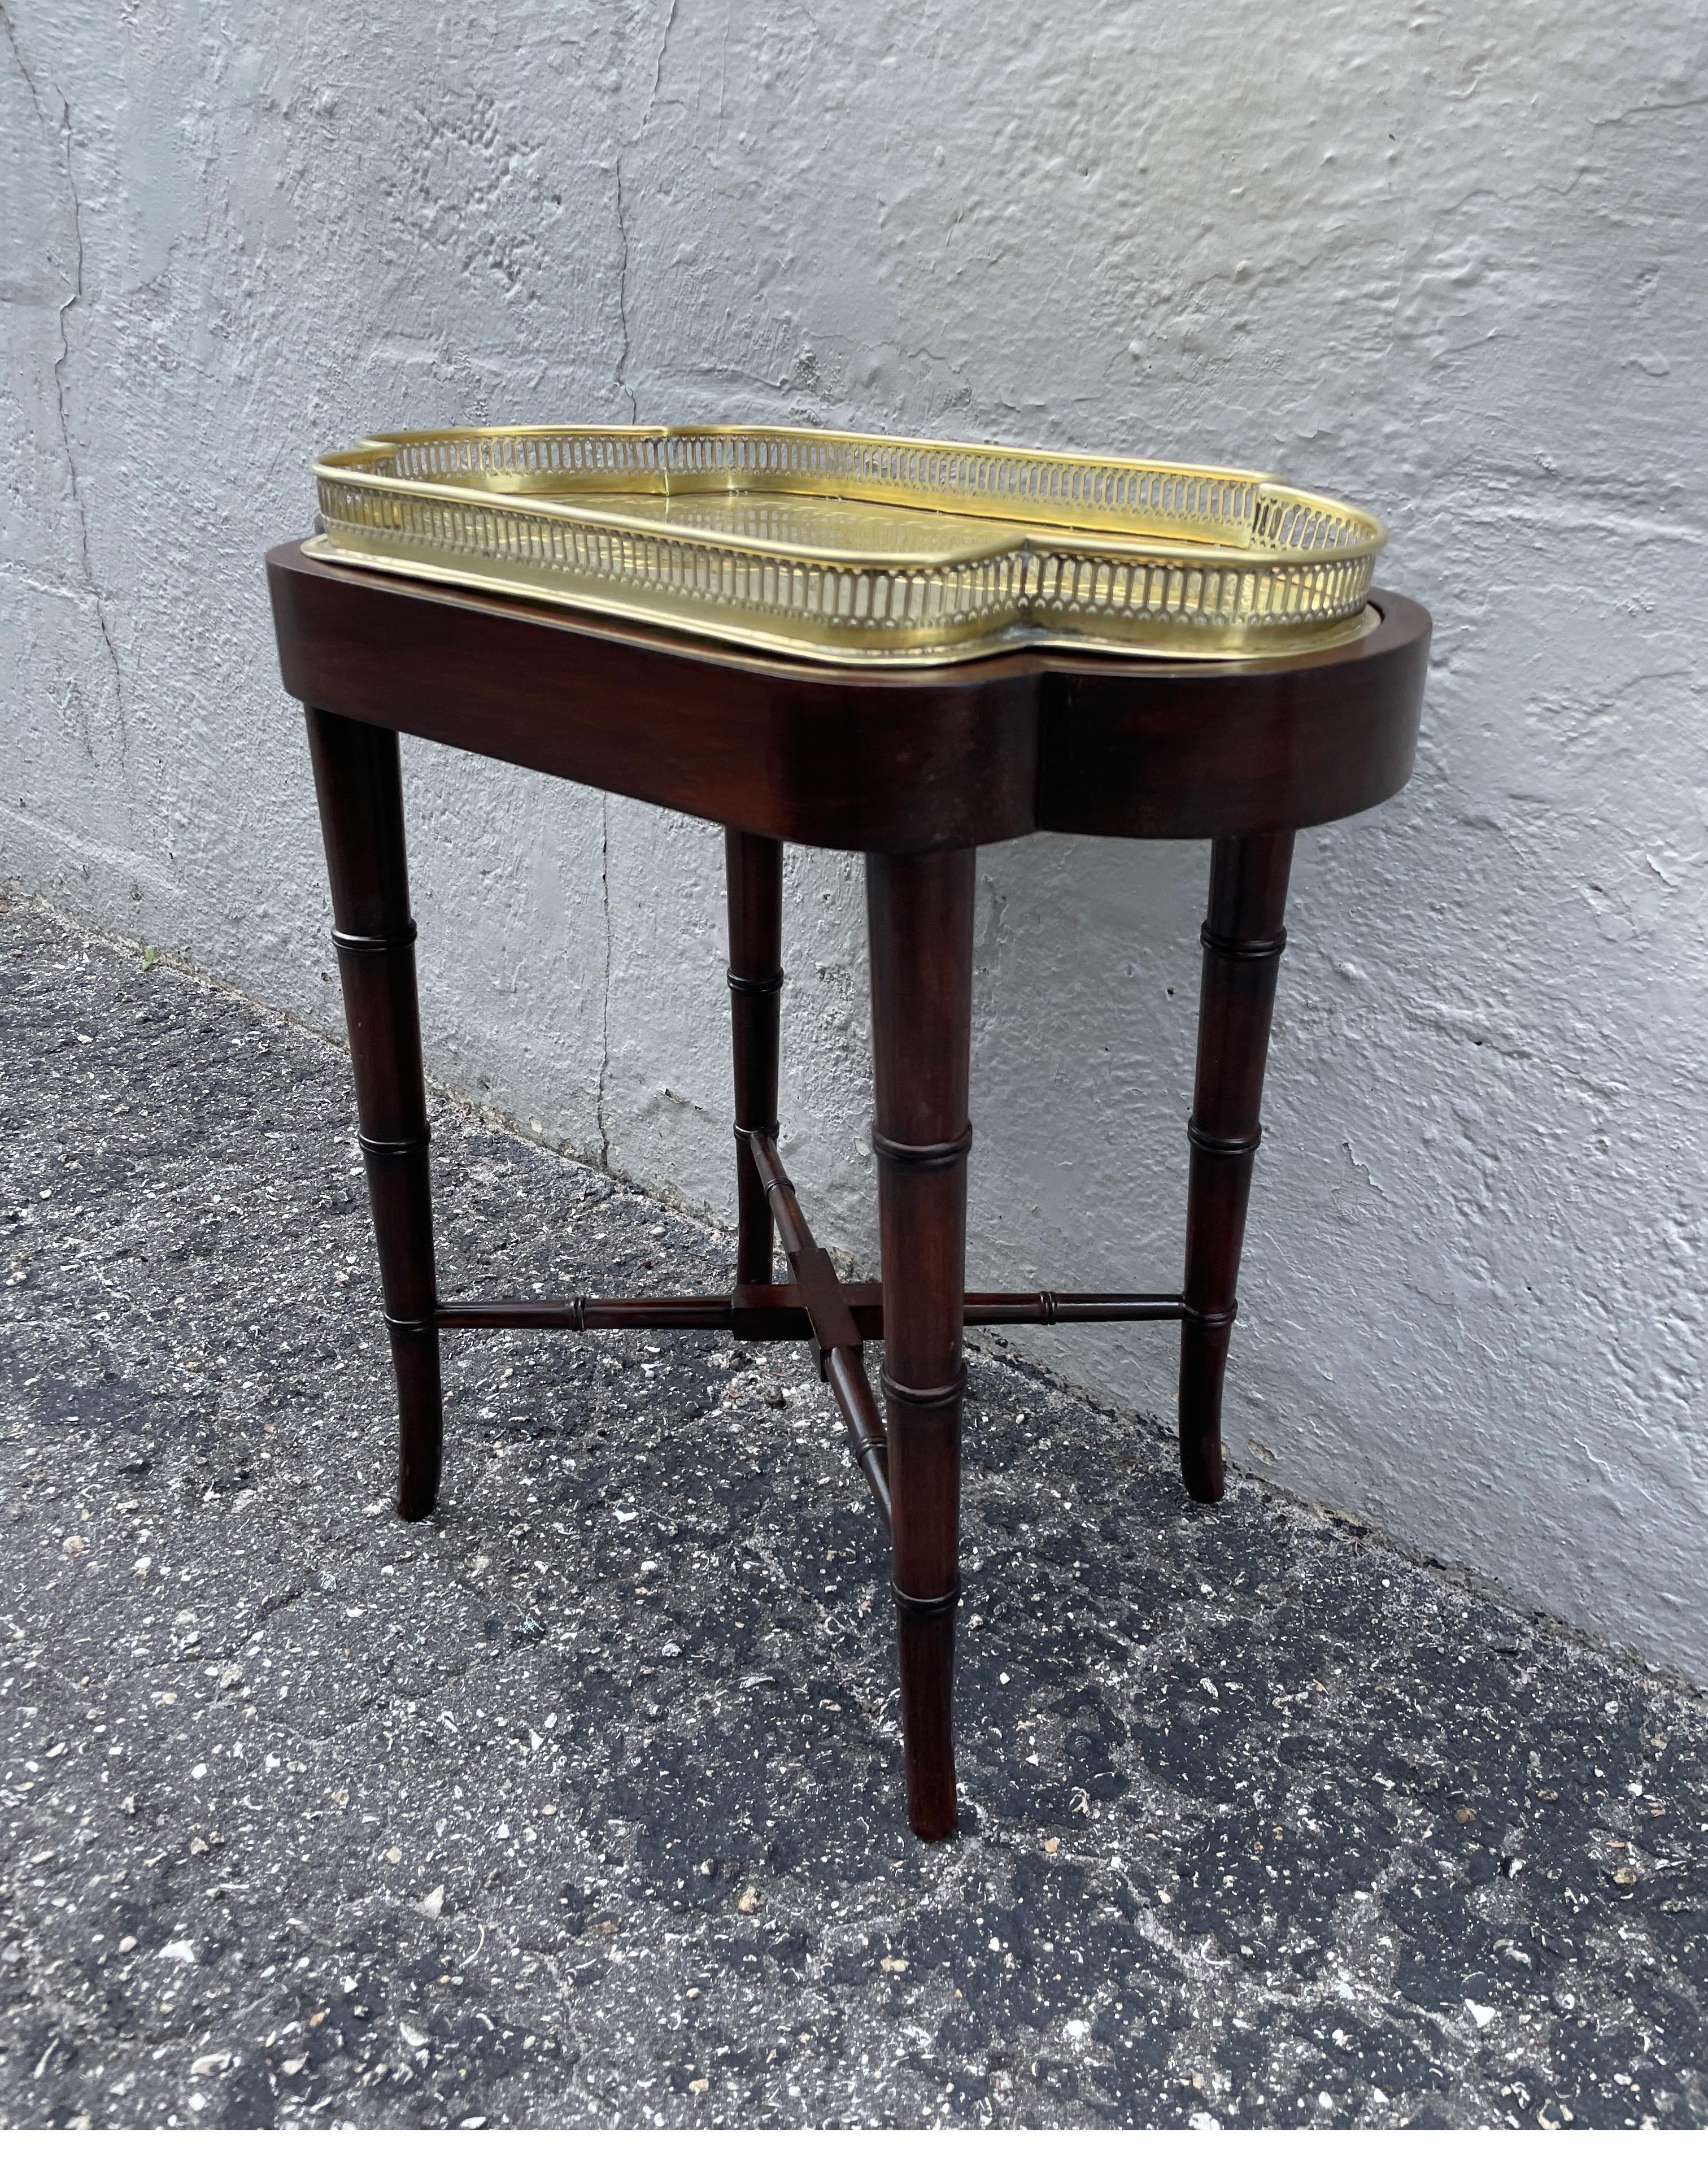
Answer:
[
  {"left": 2, "top": 5, "right": 1706, "bottom": 1688},
  {"left": 4, "top": 899, "right": 1707, "bottom": 2131}
]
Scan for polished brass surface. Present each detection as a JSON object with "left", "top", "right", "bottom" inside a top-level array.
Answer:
[{"left": 307, "top": 424, "right": 1387, "bottom": 665}]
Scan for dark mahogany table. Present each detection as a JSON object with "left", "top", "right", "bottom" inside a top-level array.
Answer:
[{"left": 266, "top": 540, "right": 1428, "bottom": 1840}]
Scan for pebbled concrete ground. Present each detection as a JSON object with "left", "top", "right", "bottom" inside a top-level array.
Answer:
[{"left": 1, "top": 894, "right": 1705, "bottom": 2132}]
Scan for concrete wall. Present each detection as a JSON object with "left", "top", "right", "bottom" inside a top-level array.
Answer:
[{"left": 5, "top": 2, "right": 1706, "bottom": 1677}]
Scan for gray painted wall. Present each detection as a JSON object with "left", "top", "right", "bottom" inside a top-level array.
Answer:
[{"left": 5, "top": 3, "right": 1706, "bottom": 1677}]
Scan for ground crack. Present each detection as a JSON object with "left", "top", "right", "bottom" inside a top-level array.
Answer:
[{"left": 246, "top": 1586, "right": 306, "bottom": 1638}]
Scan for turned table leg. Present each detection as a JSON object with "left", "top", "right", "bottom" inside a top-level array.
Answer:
[
  {"left": 867, "top": 848, "right": 975, "bottom": 1841},
  {"left": 725, "top": 830, "right": 784, "bottom": 1287},
  {"left": 1179, "top": 830, "right": 1295, "bottom": 1502},
  {"left": 306, "top": 710, "right": 442, "bottom": 1520}
]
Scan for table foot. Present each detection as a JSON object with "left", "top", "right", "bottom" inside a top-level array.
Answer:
[
  {"left": 1179, "top": 830, "right": 1295, "bottom": 1501},
  {"left": 386, "top": 1320, "right": 444, "bottom": 1521},
  {"left": 868, "top": 847, "right": 975, "bottom": 1841},
  {"left": 894, "top": 1588, "right": 959, "bottom": 1842},
  {"left": 306, "top": 709, "right": 443, "bottom": 1520}
]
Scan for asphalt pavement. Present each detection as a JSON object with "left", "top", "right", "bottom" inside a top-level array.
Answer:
[{"left": 2, "top": 897, "right": 1704, "bottom": 2130}]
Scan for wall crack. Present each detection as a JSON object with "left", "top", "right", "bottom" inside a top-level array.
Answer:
[
  {"left": 610, "top": 2, "right": 683, "bottom": 423},
  {"left": 2, "top": 8, "right": 130, "bottom": 761},
  {"left": 647, "top": 0, "right": 682, "bottom": 115},
  {"left": 612, "top": 155, "right": 637, "bottom": 423}
]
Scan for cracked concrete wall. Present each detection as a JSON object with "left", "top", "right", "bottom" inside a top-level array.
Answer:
[{"left": 4, "top": 2, "right": 1706, "bottom": 1679}]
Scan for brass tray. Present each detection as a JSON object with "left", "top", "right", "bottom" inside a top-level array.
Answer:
[{"left": 306, "top": 425, "right": 1386, "bottom": 667}]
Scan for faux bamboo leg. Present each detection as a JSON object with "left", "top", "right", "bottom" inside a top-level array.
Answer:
[
  {"left": 306, "top": 710, "right": 443, "bottom": 1520},
  {"left": 866, "top": 847, "right": 975, "bottom": 1842},
  {"left": 1179, "top": 830, "right": 1295, "bottom": 1502},
  {"left": 725, "top": 830, "right": 785, "bottom": 1287}
]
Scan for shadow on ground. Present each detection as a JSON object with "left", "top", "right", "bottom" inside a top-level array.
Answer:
[{"left": 1, "top": 901, "right": 1705, "bottom": 2130}]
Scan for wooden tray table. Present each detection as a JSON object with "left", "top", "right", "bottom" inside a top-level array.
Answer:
[{"left": 266, "top": 538, "right": 1428, "bottom": 1840}]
